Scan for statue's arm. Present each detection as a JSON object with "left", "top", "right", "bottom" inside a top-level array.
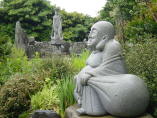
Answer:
[
  {"left": 80, "top": 73, "right": 92, "bottom": 85},
  {"left": 86, "top": 42, "right": 122, "bottom": 76},
  {"left": 85, "top": 64, "right": 107, "bottom": 77}
]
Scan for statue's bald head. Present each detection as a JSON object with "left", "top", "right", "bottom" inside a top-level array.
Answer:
[{"left": 91, "top": 21, "right": 115, "bottom": 40}]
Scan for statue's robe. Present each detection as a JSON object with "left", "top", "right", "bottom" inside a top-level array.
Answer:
[
  {"left": 53, "top": 15, "right": 63, "bottom": 40},
  {"left": 75, "top": 39, "right": 149, "bottom": 117}
]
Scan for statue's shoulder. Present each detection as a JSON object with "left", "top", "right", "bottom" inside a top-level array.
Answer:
[
  {"left": 104, "top": 39, "right": 122, "bottom": 55},
  {"left": 53, "top": 15, "right": 59, "bottom": 19},
  {"left": 107, "top": 39, "right": 121, "bottom": 49}
]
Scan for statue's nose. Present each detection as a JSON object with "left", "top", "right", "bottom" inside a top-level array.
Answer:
[{"left": 88, "top": 34, "right": 92, "bottom": 39}]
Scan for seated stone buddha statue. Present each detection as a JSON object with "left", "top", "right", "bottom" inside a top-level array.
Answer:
[{"left": 74, "top": 21, "right": 149, "bottom": 117}]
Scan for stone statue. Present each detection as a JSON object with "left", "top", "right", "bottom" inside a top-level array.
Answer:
[
  {"left": 15, "top": 21, "right": 29, "bottom": 50},
  {"left": 51, "top": 9, "right": 63, "bottom": 41},
  {"left": 74, "top": 21, "right": 149, "bottom": 117}
]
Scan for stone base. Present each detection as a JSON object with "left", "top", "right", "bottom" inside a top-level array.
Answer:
[
  {"left": 50, "top": 39, "right": 65, "bottom": 45},
  {"left": 64, "top": 105, "right": 153, "bottom": 118}
]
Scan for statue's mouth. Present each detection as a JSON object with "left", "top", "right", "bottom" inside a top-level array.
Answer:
[{"left": 86, "top": 42, "right": 91, "bottom": 46}]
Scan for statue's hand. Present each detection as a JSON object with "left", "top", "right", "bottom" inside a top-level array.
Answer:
[
  {"left": 81, "top": 74, "right": 91, "bottom": 86},
  {"left": 74, "top": 75, "right": 78, "bottom": 81}
]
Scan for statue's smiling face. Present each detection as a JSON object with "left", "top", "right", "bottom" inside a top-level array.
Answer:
[{"left": 87, "top": 28, "right": 99, "bottom": 48}]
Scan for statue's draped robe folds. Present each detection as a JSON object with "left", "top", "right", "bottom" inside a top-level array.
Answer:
[
  {"left": 53, "top": 15, "right": 62, "bottom": 40},
  {"left": 74, "top": 39, "right": 149, "bottom": 117}
]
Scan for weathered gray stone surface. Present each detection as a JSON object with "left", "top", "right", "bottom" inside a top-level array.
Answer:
[
  {"left": 51, "top": 8, "right": 63, "bottom": 43},
  {"left": 32, "top": 110, "right": 61, "bottom": 118},
  {"left": 74, "top": 21, "right": 149, "bottom": 117},
  {"left": 26, "top": 41, "right": 86, "bottom": 58},
  {"left": 15, "top": 21, "right": 29, "bottom": 50},
  {"left": 65, "top": 105, "right": 153, "bottom": 118},
  {"left": 27, "top": 41, "right": 70, "bottom": 58},
  {"left": 70, "top": 42, "right": 87, "bottom": 54}
]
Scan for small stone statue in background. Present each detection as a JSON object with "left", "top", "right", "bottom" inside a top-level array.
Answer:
[
  {"left": 51, "top": 8, "right": 63, "bottom": 41},
  {"left": 74, "top": 21, "right": 149, "bottom": 117}
]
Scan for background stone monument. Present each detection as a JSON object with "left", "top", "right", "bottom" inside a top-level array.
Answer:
[
  {"left": 15, "top": 21, "right": 29, "bottom": 51},
  {"left": 50, "top": 8, "right": 64, "bottom": 44},
  {"left": 14, "top": 12, "right": 86, "bottom": 57}
]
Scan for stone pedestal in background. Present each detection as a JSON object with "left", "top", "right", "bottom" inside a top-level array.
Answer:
[{"left": 65, "top": 105, "right": 153, "bottom": 118}]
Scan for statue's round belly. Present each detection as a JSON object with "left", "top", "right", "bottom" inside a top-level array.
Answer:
[{"left": 88, "top": 74, "right": 149, "bottom": 117}]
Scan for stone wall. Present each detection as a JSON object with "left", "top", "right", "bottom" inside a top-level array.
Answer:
[
  {"left": 69, "top": 42, "right": 87, "bottom": 54},
  {"left": 26, "top": 41, "right": 86, "bottom": 58}
]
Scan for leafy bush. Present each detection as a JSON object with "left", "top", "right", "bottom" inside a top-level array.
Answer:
[
  {"left": 41, "top": 57, "right": 74, "bottom": 80},
  {"left": 0, "top": 49, "right": 88, "bottom": 117},
  {"left": 30, "top": 52, "right": 89, "bottom": 115},
  {"left": 124, "top": 39, "right": 157, "bottom": 117},
  {"left": 0, "top": 25, "right": 12, "bottom": 62},
  {"left": 30, "top": 76, "right": 76, "bottom": 117},
  {"left": 31, "top": 78, "right": 60, "bottom": 113},
  {"left": 124, "top": 18, "right": 157, "bottom": 42},
  {"left": 0, "top": 47, "right": 42, "bottom": 85},
  {"left": 0, "top": 75, "right": 44, "bottom": 118}
]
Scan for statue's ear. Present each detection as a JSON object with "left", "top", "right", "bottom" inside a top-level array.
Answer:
[{"left": 96, "top": 35, "right": 108, "bottom": 51}]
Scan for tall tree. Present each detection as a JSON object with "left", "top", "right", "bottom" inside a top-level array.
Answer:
[
  {"left": 61, "top": 10, "right": 94, "bottom": 42},
  {"left": 0, "top": 0, "right": 54, "bottom": 41},
  {"left": 99, "top": 0, "right": 157, "bottom": 42}
]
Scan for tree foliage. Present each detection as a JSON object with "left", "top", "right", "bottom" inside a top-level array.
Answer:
[
  {"left": 61, "top": 10, "right": 94, "bottom": 42},
  {"left": 0, "top": 24, "right": 12, "bottom": 62},
  {"left": 0, "top": 0, "right": 54, "bottom": 41},
  {"left": 99, "top": 0, "right": 157, "bottom": 42},
  {"left": 0, "top": 0, "right": 95, "bottom": 42}
]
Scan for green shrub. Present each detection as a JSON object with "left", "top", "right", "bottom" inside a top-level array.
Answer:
[
  {"left": 31, "top": 79, "right": 60, "bottom": 113},
  {"left": 124, "top": 39, "right": 157, "bottom": 117},
  {"left": 41, "top": 57, "right": 74, "bottom": 80},
  {"left": 0, "top": 49, "right": 88, "bottom": 117},
  {"left": 124, "top": 39, "right": 157, "bottom": 79},
  {"left": 0, "top": 33, "right": 12, "bottom": 62},
  {"left": 124, "top": 18, "right": 157, "bottom": 42},
  {"left": 0, "top": 47, "right": 43, "bottom": 85},
  {"left": 30, "top": 76, "right": 76, "bottom": 116},
  {"left": 0, "top": 75, "right": 44, "bottom": 118}
]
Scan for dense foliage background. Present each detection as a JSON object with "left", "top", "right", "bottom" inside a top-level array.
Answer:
[
  {"left": 0, "top": 0, "right": 157, "bottom": 118},
  {"left": 99, "top": 0, "right": 157, "bottom": 42},
  {"left": 0, "top": 0, "right": 94, "bottom": 42}
]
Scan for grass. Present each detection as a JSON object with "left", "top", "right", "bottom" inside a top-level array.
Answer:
[
  {"left": 71, "top": 49, "right": 90, "bottom": 71},
  {"left": 57, "top": 75, "right": 76, "bottom": 115}
]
